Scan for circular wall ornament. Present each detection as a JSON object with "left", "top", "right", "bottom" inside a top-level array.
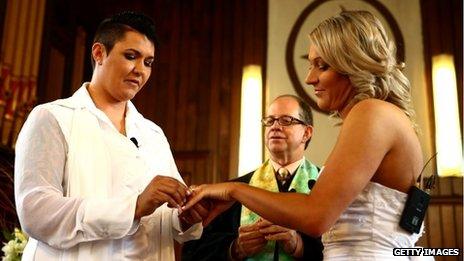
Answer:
[{"left": 285, "top": 0, "right": 405, "bottom": 114}]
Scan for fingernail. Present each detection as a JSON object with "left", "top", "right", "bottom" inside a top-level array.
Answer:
[{"left": 186, "top": 188, "right": 193, "bottom": 196}]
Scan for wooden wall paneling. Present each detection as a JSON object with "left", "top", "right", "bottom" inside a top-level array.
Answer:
[
  {"left": 150, "top": 1, "right": 189, "bottom": 180},
  {"left": 202, "top": 0, "right": 230, "bottom": 183},
  {"left": 252, "top": 0, "right": 268, "bottom": 66},
  {"left": 187, "top": 0, "right": 204, "bottom": 184},
  {"left": 192, "top": 0, "right": 213, "bottom": 185},
  {"left": 226, "top": 0, "right": 245, "bottom": 181},
  {"left": 456, "top": 204, "right": 463, "bottom": 250},
  {"left": 432, "top": 176, "right": 444, "bottom": 250},
  {"left": 175, "top": 1, "right": 190, "bottom": 151},
  {"left": 141, "top": 0, "right": 171, "bottom": 136},
  {"left": 452, "top": 177, "right": 463, "bottom": 249},
  {"left": 36, "top": 0, "right": 53, "bottom": 104},
  {"left": 438, "top": 178, "right": 456, "bottom": 249},
  {"left": 44, "top": 48, "right": 66, "bottom": 102},
  {"left": 436, "top": 172, "right": 463, "bottom": 256},
  {"left": 427, "top": 205, "right": 443, "bottom": 248},
  {"left": 187, "top": 1, "right": 217, "bottom": 184},
  {"left": 70, "top": 27, "right": 86, "bottom": 94},
  {"left": 242, "top": 0, "right": 254, "bottom": 66},
  {"left": 452, "top": 177, "right": 463, "bottom": 196},
  {"left": 437, "top": 178, "right": 446, "bottom": 248},
  {"left": 437, "top": 177, "right": 451, "bottom": 195},
  {"left": 451, "top": 178, "right": 461, "bottom": 250},
  {"left": 37, "top": 0, "right": 75, "bottom": 104},
  {"left": 215, "top": 0, "right": 233, "bottom": 183},
  {"left": 206, "top": 0, "right": 225, "bottom": 184},
  {"left": 441, "top": 205, "right": 457, "bottom": 247},
  {"left": 256, "top": 0, "right": 268, "bottom": 129},
  {"left": 179, "top": 1, "right": 195, "bottom": 180},
  {"left": 424, "top": 177, "right": 463, "bottom": 261},
  {"left": 451, "top": 0, "right": 463, "bottom": 126},
  {"left": 436, "top": 1, "right": 454, "bottom": 52},
  {"left": 163, "top": 1, "right": 181, "bottom": 139},
  {"left": 0, "top": 0, "right": 7, "bottom": 45},
  {"left": 155, "top": 1, "right": 267, "bottom": 185}
]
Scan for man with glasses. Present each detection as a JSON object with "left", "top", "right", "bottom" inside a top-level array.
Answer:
[{"left": 183, "top": 95, "right": 323, "bottom": 260}]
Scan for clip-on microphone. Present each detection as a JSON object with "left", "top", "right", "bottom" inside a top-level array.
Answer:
[{"left": 130, "top": 137, "right": 139, "bottom": 148}]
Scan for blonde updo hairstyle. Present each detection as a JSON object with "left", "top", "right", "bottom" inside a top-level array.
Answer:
[{"left": 309, "top": 10, "right": 416, "bottom": 125}]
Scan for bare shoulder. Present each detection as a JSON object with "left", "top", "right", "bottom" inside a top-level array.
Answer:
[
  {"left": 349, "top": 99, "right": 404, "bottom": 117},
  {"left": 345, "top": 99, "right": 408, "bottom": 130},
  {"left": 343, "top": 99, "right": 422, "bottom": 189}
]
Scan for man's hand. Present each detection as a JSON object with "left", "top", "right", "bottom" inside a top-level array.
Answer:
[
  {"left": 258, "top": 219, "right": 303, "bottom": 257},
  {"left": 134, "top": 176, "right": 189, "bottom": 219},
  {"left": 232, "top": 223, "right": 267, "bottom": 259}
]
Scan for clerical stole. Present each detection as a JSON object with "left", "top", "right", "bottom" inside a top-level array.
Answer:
[{"left": 240, "top": 159, "right": 319, "bottom": 260}]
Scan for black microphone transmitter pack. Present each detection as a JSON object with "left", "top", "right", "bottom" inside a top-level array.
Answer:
[{"left": 399, "top": 186, "right": 430, "bottom": 233}]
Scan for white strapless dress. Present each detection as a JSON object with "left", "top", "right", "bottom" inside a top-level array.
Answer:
[{"left": 322, "top": 182, "right": 427, "bottom": 260}]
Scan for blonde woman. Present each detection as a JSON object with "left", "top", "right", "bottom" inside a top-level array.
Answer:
[{"left": 183, "top": 10, "right": 425, "bottom": 260}]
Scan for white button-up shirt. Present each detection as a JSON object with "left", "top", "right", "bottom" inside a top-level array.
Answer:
[{"left": 15, "top": 83, "right": 202, "bottom": 260}]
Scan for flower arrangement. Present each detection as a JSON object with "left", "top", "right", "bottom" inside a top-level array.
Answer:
[{"left": 1, "top": 228, "right": 28, "bottom": 261}]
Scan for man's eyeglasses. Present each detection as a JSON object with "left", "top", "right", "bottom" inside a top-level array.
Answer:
[{"left": 261, "top": 115, "right": 307, "bottom": 127}]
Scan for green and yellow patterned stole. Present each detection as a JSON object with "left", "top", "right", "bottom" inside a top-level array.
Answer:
[{"left": 240, "top": 159, "right": 319, "bottom": 260}]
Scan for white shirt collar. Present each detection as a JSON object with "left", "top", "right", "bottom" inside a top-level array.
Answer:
[
  {"left": 269, "top": 156, "right": 305, "bottom": 175},
  {"left": 72, "top": 83, "right": 141, "bottom": 135}
]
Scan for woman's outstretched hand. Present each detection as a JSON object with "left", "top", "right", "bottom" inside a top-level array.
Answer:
[{"left": 180, "top": 182, "right": 239, "bottom": 226}]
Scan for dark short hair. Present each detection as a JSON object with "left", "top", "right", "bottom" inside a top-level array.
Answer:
[
  {"left": 91, "top": 11, "right": 158, "bottom": 68},
  {"left": 274, "top": 94, "right": 314, "bottom": 149}
]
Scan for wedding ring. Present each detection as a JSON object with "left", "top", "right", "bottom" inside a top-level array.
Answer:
[{"left": 188, "top": 185, "right": 197, "bottom": 194}]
